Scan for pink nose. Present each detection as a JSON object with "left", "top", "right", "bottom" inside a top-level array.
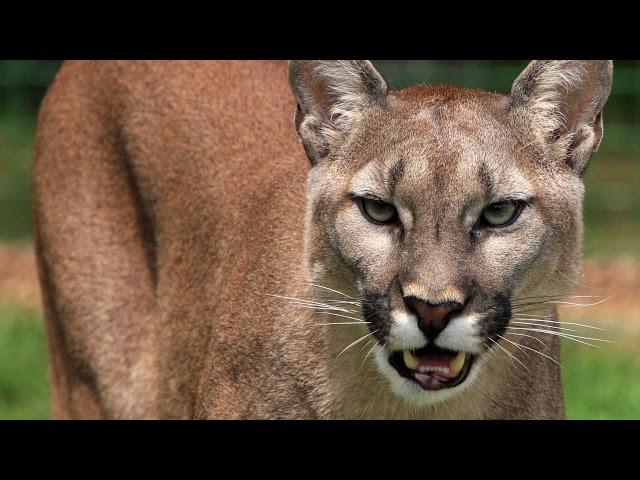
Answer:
[{"left": 403, "top": 297, "right": 463, "bottom": 338}]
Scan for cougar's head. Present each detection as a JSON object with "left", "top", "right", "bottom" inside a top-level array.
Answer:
[{"left": 289, "top": 60, "right": 613, "bottom": 404}]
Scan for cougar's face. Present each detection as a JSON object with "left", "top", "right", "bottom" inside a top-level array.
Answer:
[
  {"left": 306, "top": 89, "right": 583, "bottom": 404},
  {"left": 292, "top": 60, "right": 611, "bottom": 406}
]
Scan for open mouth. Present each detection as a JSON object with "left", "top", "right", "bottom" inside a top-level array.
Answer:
[{"left": 389, "top": 345, "right": 475, "bottom": 390}]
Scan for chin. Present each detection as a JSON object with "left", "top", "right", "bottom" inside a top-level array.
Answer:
[{"left": 373, "top": 346, "right": 488, "bottom": 407}]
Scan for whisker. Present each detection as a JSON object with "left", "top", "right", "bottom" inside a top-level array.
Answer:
[
  {"left": 511, "top": 305, "right": 555, "bottom": 315},
  {"left": 360, "top": 339, "right": 374, "bottom": 353},
  {"left": 500, "top": 333, "right": 560, "bottom": 366},
  {"left": 507, "top": 326, "right": 614, "bottom": 342},
  {"left": 512, "top": 293, "right": 570, "bottom": 303},
  {"left": 496, "top": 334, "right": 530, "bottom": 358},
  {"left": 265, "top": 293, "right": 344, "bottom": 310},
  {"left": 315, "top": 322, "right": 371, "bottom": 326},
  {"left": 512, "top": 316, "right": 610, "bottom": 332},
  {"left": 511, "top": 298, "right": 573, "bottom": 309},
  {"left": 360, "top": 340, "right": 381, "bottom": 368},
  {"left": 504, "top": 326, "right": 611, "bottom": 347},
  {"left": 510, "top": 320, "right": 584, "bottom": 333},
  {"left": 511, "top": 294, "right": 608, "bottom": 310},
  {"left": 337, "top": 329, "right": 380, "bottom": 358},
  {"left": 534, "top": 333, "right": 599, "bottom": 349},
  {"left": 557, "top": 270, "right": 601, "bottom": 290},
  {"left": 543, "top": 292, "right": 619, "bottom": 308},
  {"left": 291, "top": 299, "right": 355, "bottom": 310},
  {"left": 488, "top": 337, "right": 530, "bottom": 373},
  {"left": 511, "top": 300, "right": 560, "bottom": 310},
  {"left": 500, "top": 331, "right": 548, "bottom": 348},
  {"left": 489, "top": 317, "right": 578, "bottom": 333},
  {"left": 513, "top": 294, "right": 604, "bottom": 303},
  {"left": 309, "top": 311, "right": 368, "bottom": 323},
  {"left": 307, "top": 282, "right": 357, "bottom": 300},
  {"left": 556, "top": 295, "right": 604, "bottom": 299},
  {"left": 265, "top": 294, "right": 365, "bottom": 319},
  {"left": 291, "top": 302, "right": 360, "bottom": 315},
  {"left": 323, "top": 300, "right": 363, "bottom": 306}
]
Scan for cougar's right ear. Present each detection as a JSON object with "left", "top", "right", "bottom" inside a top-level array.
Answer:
[{"left": 288, "top": 60, "right": 388, "bottom": 165}]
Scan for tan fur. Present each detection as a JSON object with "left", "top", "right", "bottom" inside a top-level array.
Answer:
[
  {"left": 33, "top": 60, "right": 612, "bottom": 419},
  {"left": 403, "top": 284, "right": 465, "bottom": 305}
]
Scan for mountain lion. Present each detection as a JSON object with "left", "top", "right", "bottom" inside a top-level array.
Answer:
[{"left": 33, "top": 60, "right": 613, "bottom": 419}]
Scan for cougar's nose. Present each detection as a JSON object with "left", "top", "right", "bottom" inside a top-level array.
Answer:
[{"left": 403, "top": 296, "right": 463, "bottom": 339}]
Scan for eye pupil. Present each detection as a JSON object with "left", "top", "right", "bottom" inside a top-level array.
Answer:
[{"left": 361, "top": 198, "right": 397, "bottom": 224}]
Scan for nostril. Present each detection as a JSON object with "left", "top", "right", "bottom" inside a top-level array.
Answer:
[{"left": 404, "top": 296, "right": 463, "bottom": 338}]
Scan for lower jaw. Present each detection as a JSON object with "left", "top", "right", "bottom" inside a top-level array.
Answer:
[{"left": 388, "top": 350, "right": 475, "bottom": 391}]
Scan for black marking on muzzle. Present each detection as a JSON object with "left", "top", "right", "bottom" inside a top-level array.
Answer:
[
  {"left": 361, "top": 293, "right": 390, "bottom": 343},
  {"left": 482, "top": 292, "right": 512, "bottom": 342}
]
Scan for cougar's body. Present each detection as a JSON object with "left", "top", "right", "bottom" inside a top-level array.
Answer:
[{"left": 33, "top": 60, "right": 612, "bottom": 419}]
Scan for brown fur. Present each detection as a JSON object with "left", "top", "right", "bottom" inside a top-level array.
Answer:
[{"left": 33, "top": 60, "right": 612, "bottom": 419}]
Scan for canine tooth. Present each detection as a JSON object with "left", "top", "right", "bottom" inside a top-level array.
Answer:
[
  {"left": 450, "top": 352, "right": 466, "bottom": 375},
  {"left": 403, "top": 350, "right": 419, "bottom": 370}
]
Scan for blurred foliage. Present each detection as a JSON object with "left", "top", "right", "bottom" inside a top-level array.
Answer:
[
  {"left": 0, "top": 114, "right": 36, "bottom": 240},
  {"left": 0, "top": 60, "right": 62, "bottom": 115},
  {"left": 563, "top": 338, "right": 640, "bottom": 419},
  {"left": 0, "top": 305, "right": 50, "bottom": 419},
  {"left": 1, "top": 60, "right": 62, "bottom": 241}
]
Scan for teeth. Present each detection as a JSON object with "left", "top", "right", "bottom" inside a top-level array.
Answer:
[
  {"left": 449, "top": 352, "right": 466, "bottom": 376},
  {"left": 403, "top": 350, "right": 419, "bottom": 370},
  {"left": 418, "top": 366, "right": 449, "bottom": 374}
]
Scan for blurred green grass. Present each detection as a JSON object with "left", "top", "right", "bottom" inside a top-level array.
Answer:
[
  {"left": 0, "top": 303, "right": 638, "bottom": 419},
  {"left": 563, "top": 338, "right": 640, "bottom": 419},
  {"left": 0, "top": 305, "right": 50, "bottom": 419}
]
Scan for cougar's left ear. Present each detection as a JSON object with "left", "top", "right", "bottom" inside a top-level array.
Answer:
[
  {"left": 511, "top": 60, "right": 614, "bottom": 176},
  {"left": 288, "top": 60, "right": 388, "bottom": 165}
]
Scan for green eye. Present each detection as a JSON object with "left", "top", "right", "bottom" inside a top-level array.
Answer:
[
  {"left": 360, "top": 198, "right": 398, "bottom": 224},
  {"left": 481, "top": 201, "right": 522, "bottom": 227}
]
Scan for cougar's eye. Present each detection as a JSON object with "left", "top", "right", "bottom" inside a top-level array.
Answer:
[
  {"left": 481, "top": 200, "right": 523, "bottom": 227},
  {"left": 359, "top": 198, "right": 398, "bottom": 224}
]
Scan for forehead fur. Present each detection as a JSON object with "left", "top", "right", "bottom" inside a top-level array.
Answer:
[{"left": 343, "top": 85, "right": 539, "bottom": 205}]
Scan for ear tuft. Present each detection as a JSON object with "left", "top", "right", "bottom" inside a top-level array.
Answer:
[
  {"left": 511, "top": 60, "right": 613, "bottom": 175},
  {"left": 288, "top": 60, "right": 387, "bottom": 165}
]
